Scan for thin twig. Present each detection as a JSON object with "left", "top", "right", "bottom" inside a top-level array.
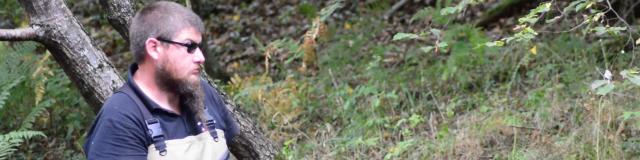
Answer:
[{"left": 383, "top": 0, "right": 408, "bottom": 19}]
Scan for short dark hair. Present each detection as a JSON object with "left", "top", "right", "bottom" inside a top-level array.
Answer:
[{"left": 129, "top": 1, "right": 205, "bottom": 63}]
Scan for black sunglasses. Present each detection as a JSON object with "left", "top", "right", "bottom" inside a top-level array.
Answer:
[{"left": 156, "top": 38, "right": 200, "bottom": 53}]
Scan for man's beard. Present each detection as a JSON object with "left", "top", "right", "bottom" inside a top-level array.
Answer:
[{"left": 154, "top": 60, "right": 207, "bottom": 124}]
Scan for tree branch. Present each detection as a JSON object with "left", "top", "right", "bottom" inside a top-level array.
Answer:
[
  {"left": 0, "top": 27, "right": 39, "bottom": 41},
  {"left": 99, "top": 0, "right": 135, "bottom": 41}
]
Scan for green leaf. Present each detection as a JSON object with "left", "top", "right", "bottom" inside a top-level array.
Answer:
[
  {"left": 518, "top": 2, "right": 551, "bottom": 25},
  {"left": 590, "top": 80, "right": 608, "bottom": 90},
  {"left": 622, "top": 111, "right": 640, "bottom": 120},
  {"left": 621, "top": 70, "right": 640, "bottom": 86},
  {"left": 628, "top": 76, "right": 640, "bottom": 86},
  {"left": 420, "top": 46, "right": 434, "bottom": 53},
  {"left": 440, "top": 7, "right": 457, "bottom": 15},
  {"left": 518, "top": 17, "right": 538, "bottom": 25},
  {"left": 536, "top": 2, "right": 551, "bottom": 13},
  {"left": 593, "top": 26, "right": 607, "bottom": 35},
  {"left": 591, "top": 26, "right": 624, "bottom": 36},
  {"left": 485, "top": 40, "right": 505, "bottom": 47},
  {"left": 392, "top": 33, "right": 420, "bottom": 41},
  {"left": 607, "top": 26, "right": 626, "bottom": 35},
  {"left": 437, "top": 41, "right": 449, "bottom": 49},
  {"left": 429, "top": 29, "right": 442, "bottom": 36},
  {"left": 596, "top": 83, "right": 614, "bottom": 95}
]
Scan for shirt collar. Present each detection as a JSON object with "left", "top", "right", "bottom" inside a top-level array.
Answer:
[{"left": 126, "top": 63, "right": 180, "bottom": 116}]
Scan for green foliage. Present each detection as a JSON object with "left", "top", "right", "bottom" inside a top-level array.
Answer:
[
  {"left": 0, "top": 131, "right": 46, "bottom": 160},
  {"left": 0, "top": 0, "right": 25, "bottom": 28},
  {"left": 0, "top": 77, "right": 22, "bottom": 110},
  {"left": 0, "top": 42, "right": 92, "bottom": 159},
  {"left": 0, "top": 42, "right": 47, "bottom": 159},
  {"left": 392, "top": 33, "right": 419, "bottom": 41},
  {"left": 517, "top": 2, "right": 551, "bottom": 25},
  {"left": 3, "top": 0, "right": 639, "bottom": 159},
  {"left": 227, "top": 0, "right": 640, "bottom": 159},
  {"left": 297, "top": 3, "right": 317, "bottom": 19},
  {"left": 485, "top": 2, "right": 551, "bottom": 46},
  {"left": 621, "top": 70, "right": 640, "bottom": 86}
]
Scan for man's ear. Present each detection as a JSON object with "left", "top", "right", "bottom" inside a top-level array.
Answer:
[{"left": 144, "top": 38, "right": 162, "bottom": 60}]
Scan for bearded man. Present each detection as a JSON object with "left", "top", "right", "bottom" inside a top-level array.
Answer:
[{"left": 83, "top": 1, "right": 238, "bottom": 159}]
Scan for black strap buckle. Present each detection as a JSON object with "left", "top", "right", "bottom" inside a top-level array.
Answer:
[
  {"left": 205, "top": 119, "right": 219, "bottom": 142},
  {"left": 145, "top": 118, "right": 167, "bottom": 156}
]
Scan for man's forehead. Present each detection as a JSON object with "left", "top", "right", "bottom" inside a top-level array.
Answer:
[{"left": 174, "top": 27, "right": 202, "bottom": 42}]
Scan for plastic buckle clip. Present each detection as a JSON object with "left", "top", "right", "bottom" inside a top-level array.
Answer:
[{"left": 205, "top": 119, "right": 219, "bottom": 142}]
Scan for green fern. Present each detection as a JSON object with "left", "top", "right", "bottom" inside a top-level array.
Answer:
[
  {"left": 20, "top": 53, "right": 53, "bottom": 130},
  {"left": 0, "top": 130, "right": 45, "bottom": 160},
  {"left": 20, "top": 99, "right": 53, "bottom": 130},
  {"left": 0, "top": 76, "right": 23, "bottom": 110},
  {"left": 0, "top": 42, "right": 48, "bottom": 159}
]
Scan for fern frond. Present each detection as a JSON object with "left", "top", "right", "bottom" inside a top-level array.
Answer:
[
  {"left": 0, "top": 130, "right": 45, "bottom": 160},
  {"left": 0, "top": 76, "right": 24, "bottom": 110},
  {"left": 0, "top": 130, "right": 46, "bottom": 141},
  {"left": 0, "top": 141, "right": 19, "bottom": 160},
  {"left": 32, "top": 53, "right": 51, "bottom": 106},
  {"left": 20, "top": 99, "right": 53, "bottom": 130},
  {"left": 11, "top": 42, "right": 37, "bottom": 57}
]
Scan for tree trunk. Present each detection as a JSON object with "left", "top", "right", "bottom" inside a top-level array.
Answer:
[
  {"left": 16, "top": 0, "right": 124, "bottom": 113},
  {"left": 0, "top": 0, "right": 278, "bottom": 159}
]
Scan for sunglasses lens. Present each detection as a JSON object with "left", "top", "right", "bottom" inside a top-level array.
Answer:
[{"left": 187, "top": 43, "right": 198, "bottom": 53}]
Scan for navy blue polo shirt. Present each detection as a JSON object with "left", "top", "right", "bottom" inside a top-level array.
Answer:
[{"left": 83, "top": 64, "right": 238, "bottom": 159}]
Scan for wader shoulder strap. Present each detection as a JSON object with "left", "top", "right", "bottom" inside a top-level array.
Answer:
[
  {"left": 118, "top": 86, "right": 168, "bottom": 156},
  {"left": 203, "top": 107, "right": 220, "bottom": 142}
]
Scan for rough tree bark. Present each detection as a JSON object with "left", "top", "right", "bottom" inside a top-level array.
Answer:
[
  {"left": 0, "top": 0, "right": 278, "bottom": 159},
  {"left": 99, "top": 0, "right": 135, "bottom": 42}
]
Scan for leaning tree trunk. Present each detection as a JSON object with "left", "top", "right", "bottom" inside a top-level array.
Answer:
[
  {"left": 0, "top": 0, "right": 278, "bottom": 159},
  {"left": 0, "top": 0, "right": 125, "bottom": 113}
]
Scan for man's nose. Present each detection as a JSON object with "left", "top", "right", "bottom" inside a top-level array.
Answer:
[{"left": 193, "top": 47, "right": 205, "bottom": 64}]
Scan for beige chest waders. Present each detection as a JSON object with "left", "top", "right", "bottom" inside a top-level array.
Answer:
[
  {"left": 146, "top": 129, "right": 228, "bottom": 160},
  {"left": 119, "top": 86, "right": 230, "bottom": 160}
]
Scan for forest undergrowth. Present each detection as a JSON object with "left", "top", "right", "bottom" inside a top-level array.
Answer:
[{"left": 1, "top": 0, "right": 640, "bottom": 159}]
